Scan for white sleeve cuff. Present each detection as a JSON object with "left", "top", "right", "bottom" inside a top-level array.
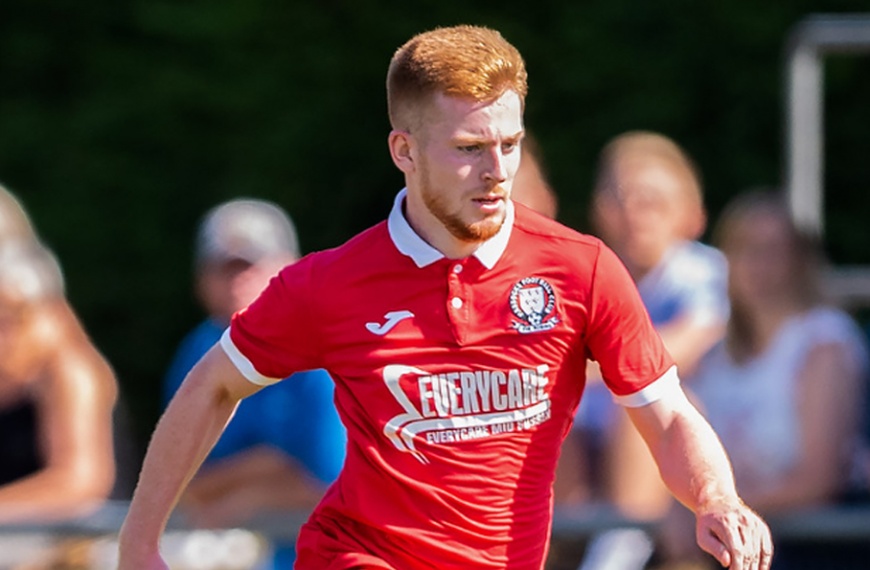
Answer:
[
  {"left": 219, "top": 328, "right": 282, "bottom": 386},
  {"left": 612, "top": 365, "right": 681, "bottom": 408}
]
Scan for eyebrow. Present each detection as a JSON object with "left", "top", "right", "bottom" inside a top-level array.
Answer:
[{"left": 453, "top": 130, "right": 525, "bottom": 144}]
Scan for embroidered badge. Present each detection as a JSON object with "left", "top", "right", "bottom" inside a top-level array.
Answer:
[{"left": 509, "top": 277, "right": 559, "bottom": 334}]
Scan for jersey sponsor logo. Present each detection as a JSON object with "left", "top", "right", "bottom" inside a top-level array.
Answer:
[
  {"left": 366, "top": 310, "right": 415, "bottom": 335},
  {"left": 382, "top": 364, "right": 552, "bottom": 464},
  {"left": 509, "top": 277, "right": 559, "bottom": 334}
]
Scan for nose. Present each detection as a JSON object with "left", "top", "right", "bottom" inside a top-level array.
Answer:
[{"left": 482, "top": 147, "right": 508, "bottom": 184}]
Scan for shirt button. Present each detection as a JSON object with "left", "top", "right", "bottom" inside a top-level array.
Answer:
[
  {"left": 453, "top": 264, "right": 463, "bottom": 274},
  {"left": 451, "top": 297, "right": 463, "bottom": 309}
]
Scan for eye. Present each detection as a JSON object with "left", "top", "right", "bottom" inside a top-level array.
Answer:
[
  {"left": 502, "top": 141, "right": 518, "bottom": 154},
  {"left": 458, "top": 144, "right": 482, "bottom": 154}
]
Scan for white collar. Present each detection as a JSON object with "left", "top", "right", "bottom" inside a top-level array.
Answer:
[{"left": 387, "top": 188, "right": 514, "bottom": 269}]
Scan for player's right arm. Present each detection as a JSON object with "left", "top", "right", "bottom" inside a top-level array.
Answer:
[{"left": 117, "top": 344, "right": 263, "bottom": 569}]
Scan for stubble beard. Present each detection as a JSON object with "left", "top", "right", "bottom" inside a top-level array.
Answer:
[{"left": 419, "top": 167, "right": 505, "bottom": 244}]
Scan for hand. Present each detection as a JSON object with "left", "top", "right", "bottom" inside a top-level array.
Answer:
[{"left": 695, "top": 498, "right": 773, "bottom": 570}]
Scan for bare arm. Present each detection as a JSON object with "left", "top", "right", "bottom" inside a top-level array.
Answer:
[
  {"left": 117, "top": 345, "right": 262, "bottom": 569},
  {"left": 602, "top": 316, "right": 725, "bottom": 518},
  {"left": 0, "top": 303, "right": 118, "bottom": 522},
  {"left": 626, "top": 386, "right": 773, "bottom": 570}
]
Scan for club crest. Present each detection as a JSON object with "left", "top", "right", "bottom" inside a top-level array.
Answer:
[{"left": 509, "top": 277, "right": 559, "bottom": 334}]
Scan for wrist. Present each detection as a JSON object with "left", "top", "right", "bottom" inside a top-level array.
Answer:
[
  {"left": 695, "top": 483, "right": 741, "bottom": 513},
  {"left": 118, "top": 522, "right": 161, "bottom": 557}
]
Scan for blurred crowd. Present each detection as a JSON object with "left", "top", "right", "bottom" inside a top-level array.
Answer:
[{"left": 1, "top": 128, "right": 868, "bottom": 570}]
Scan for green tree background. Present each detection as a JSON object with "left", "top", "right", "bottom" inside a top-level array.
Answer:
[{"left": 0, "top": 1, "right": 868, "bottom": 448}]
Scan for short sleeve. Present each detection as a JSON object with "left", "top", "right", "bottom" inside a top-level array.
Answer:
[
  {"left": 223, "top": 255, "right": 324, "bottom": 384},
  {"left": 585, "top": 243, "right": 676, "bottom": 399}
]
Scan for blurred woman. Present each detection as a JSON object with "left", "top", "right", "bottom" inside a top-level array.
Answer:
[
  {"left": 0, "top": 186, "right": 118, "bottom": 523},
  {"left": 656, "top": 190, "right": 868, "bottom": 569}
]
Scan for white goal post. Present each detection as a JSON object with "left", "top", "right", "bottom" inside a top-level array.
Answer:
[{"left": 785, "top": 14, "right": 870, "bottom": 307}]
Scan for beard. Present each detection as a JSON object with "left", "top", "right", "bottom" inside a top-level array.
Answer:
[{"left": 419, "top": 164, "right": 506, "bottom": 243}]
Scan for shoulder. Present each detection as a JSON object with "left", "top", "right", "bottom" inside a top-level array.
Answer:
[
  {"left": 797, "top": 306, "right": 867, "bottom": 353},
  {"left": 35, "top": 301, "right": 118, "bottom": 400},
  {"left": 512, "top": 202, "right": 600, "bottom": 247},
  {"left": 511, "top": 203, "right": 608, "bottom": 269},
  {"left": 802, "top": 305, "right": 857, "bottom": 329}
]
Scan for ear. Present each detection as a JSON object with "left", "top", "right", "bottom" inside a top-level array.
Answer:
[{"left": 388, "top": 129, "right": 416, "bottom": 174}]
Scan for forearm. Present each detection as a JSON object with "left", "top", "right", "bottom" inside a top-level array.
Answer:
[
  {"left": 118, "top": 351, "right": 247, "bottom": 556},
  {"left": 629, "top": 391, "right": 739, "bottom": 513},
  {"left": 628, "top": 389, "right": 773, "bottom": 568}
]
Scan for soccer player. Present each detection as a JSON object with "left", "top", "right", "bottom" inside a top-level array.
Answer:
[{"left": 118, "top": 25, "right": 772, "bottom": 570}]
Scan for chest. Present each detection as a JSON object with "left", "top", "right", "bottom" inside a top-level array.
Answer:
[
  {"left": 315, "top": 260, "right": 588, "bottom": 438},
  {"left": 320, "top": 259, "right": 584, "bottom": 374}
]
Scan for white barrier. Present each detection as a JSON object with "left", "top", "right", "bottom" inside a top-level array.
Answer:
[{"left": 2, "top": 501, "right": 869, "bottom": 568}]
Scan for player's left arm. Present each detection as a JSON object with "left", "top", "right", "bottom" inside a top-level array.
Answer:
[{"left": 625, "top": 385, "right": 773, "bottom": 570}]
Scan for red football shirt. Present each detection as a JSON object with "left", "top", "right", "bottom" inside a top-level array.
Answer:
[{"left": 221, "top": 190, "right": 676, "bottom": 570}]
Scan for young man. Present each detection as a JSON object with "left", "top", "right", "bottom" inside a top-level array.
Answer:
[{"left": 118, "top": 25, "right": 772, "bottom": 570}]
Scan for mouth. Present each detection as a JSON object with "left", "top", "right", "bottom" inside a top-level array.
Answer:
[
  {"left": 471, "top": 195, "right": 506, "bottom": 215},
  {"left": 472, "top": 189, "right": 507, "bottom": 206},
  {"left": 473, "top": 195, "right": 504, "bottom": 205}
]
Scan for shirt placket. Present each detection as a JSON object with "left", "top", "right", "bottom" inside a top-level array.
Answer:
[{"left": 446, "top": 259, "right": 472, "bottom": 345}]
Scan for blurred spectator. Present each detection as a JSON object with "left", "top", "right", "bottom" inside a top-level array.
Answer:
[
  {"left": 163, "top": 198, "right": 346, "bottom": 567},
  {"left": 654, "top": 190, "right": 869, "bottom": 570},
  {"left": 564, "top": 131, "right": 729, "bottom": 517},
  {"left": 0, "top": 185, "right": 119, "bottom": 523},
  {"left": 512, "top": 134, "right": 559, "bottom": 219},
  {"left": 0, "top": 187, "right": 37, "bottom": 242},
  {"left": 559, "top": 132, "right": 729, "bottom": 570}
]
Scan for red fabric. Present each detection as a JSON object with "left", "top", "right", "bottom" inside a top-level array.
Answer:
[{"left": 229, "top": 203, "right": 673, "bottom": 569}]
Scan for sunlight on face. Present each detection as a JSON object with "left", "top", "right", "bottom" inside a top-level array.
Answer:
[{"left": 412, "top": 90, "right": 524, "bottom": 244}]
